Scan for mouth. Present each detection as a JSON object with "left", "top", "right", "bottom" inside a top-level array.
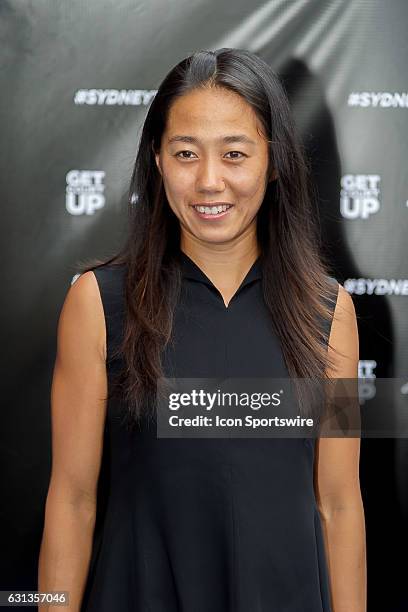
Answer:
[{"left": 190, "top": 203, "right": 234, "bottom": 220}]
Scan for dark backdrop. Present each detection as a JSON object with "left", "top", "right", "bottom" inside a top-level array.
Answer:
[{"left": 1, "top": 1, "right": 407, "bottom": 610}]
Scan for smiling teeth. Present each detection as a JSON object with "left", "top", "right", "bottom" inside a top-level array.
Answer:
[{"left": 194, "top": 204, "right": 231, "bottom": 214}]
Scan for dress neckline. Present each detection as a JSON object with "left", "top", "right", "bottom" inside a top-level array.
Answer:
[{"left": 179, "top": 250, "right": 262, "bottom": 307}]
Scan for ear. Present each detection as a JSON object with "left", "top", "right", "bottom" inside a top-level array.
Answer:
[
  {"left": 152, "top": 142, "right": 162, "bottom": 176},
  {"left": 269, "top": 168, "right": 278, "bottom": 182},
  {"left": 155, "top": 154, "right": 162, "bottom": 175}
]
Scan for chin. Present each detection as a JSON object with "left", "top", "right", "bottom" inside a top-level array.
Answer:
[{"left": 194, "top": 230, "right": 236, "bottom": 243}]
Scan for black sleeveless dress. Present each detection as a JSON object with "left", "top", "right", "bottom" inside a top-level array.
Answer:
[{"left": 80, "top": 251, "right": 339, "bottom": 612}]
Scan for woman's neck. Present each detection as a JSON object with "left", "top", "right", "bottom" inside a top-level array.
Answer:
[{"left": 179, "top": 233, "right": 261, "bottom": 303}]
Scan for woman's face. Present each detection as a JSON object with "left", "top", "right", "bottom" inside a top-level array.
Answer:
[{"left": 154, "top": 86, "right": 275, "bottom": 247}]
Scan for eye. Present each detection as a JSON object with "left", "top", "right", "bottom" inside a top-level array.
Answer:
[
  {"left": 174, "top": 150, "right": 247, "bottom": 161},
  {"left": 175, "top": 150, "right": 197, "bottom": 159},
  {"left": 225, "top": 151, "right": 247, "bottom": 160}
]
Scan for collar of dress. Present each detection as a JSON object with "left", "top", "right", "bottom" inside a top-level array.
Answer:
[{"left": 179, "top": 250, "right": 262, "bottom": 289}]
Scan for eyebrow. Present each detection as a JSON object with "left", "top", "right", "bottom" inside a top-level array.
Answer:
[{"left": 167, "top": 134, "right": 257, "bottom": 146}]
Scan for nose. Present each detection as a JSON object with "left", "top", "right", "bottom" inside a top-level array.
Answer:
[{"left": 195, "top": 157, "right": 225, "bottom": 192}]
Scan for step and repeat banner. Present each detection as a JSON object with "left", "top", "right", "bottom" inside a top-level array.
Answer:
[{"left": 1, "top": 1, "right": 407, "bottom": 610}]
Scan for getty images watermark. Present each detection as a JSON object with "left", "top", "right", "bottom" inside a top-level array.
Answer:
[{"left": 156, "top": 377, "right": 408, "bottom": 439}]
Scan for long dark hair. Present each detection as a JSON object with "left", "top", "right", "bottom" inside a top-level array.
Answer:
[{"left": 77, "top": 48, "right": 340, "bottom": 427}]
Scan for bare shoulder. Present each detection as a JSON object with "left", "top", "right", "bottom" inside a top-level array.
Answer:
[
  {"left": 59, "top": 270, "right": 106, "bottom": 363},
  {"left": 326, "top": 283, "right": 359, "bottom": 379},
  {"left": 332, "top": 283, "right": 356, "bottom": 321}
]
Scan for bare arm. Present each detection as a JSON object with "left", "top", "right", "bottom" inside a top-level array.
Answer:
[
  {"left": 38, "top": 271, "right": 107, "bottom": 611},
  {"left": 315, "top": 285, "right": 367, "bottom": 612}
]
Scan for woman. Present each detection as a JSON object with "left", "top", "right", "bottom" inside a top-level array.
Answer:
[{"left": 39, "top": 48, "right": 366, "bottom": 611}]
